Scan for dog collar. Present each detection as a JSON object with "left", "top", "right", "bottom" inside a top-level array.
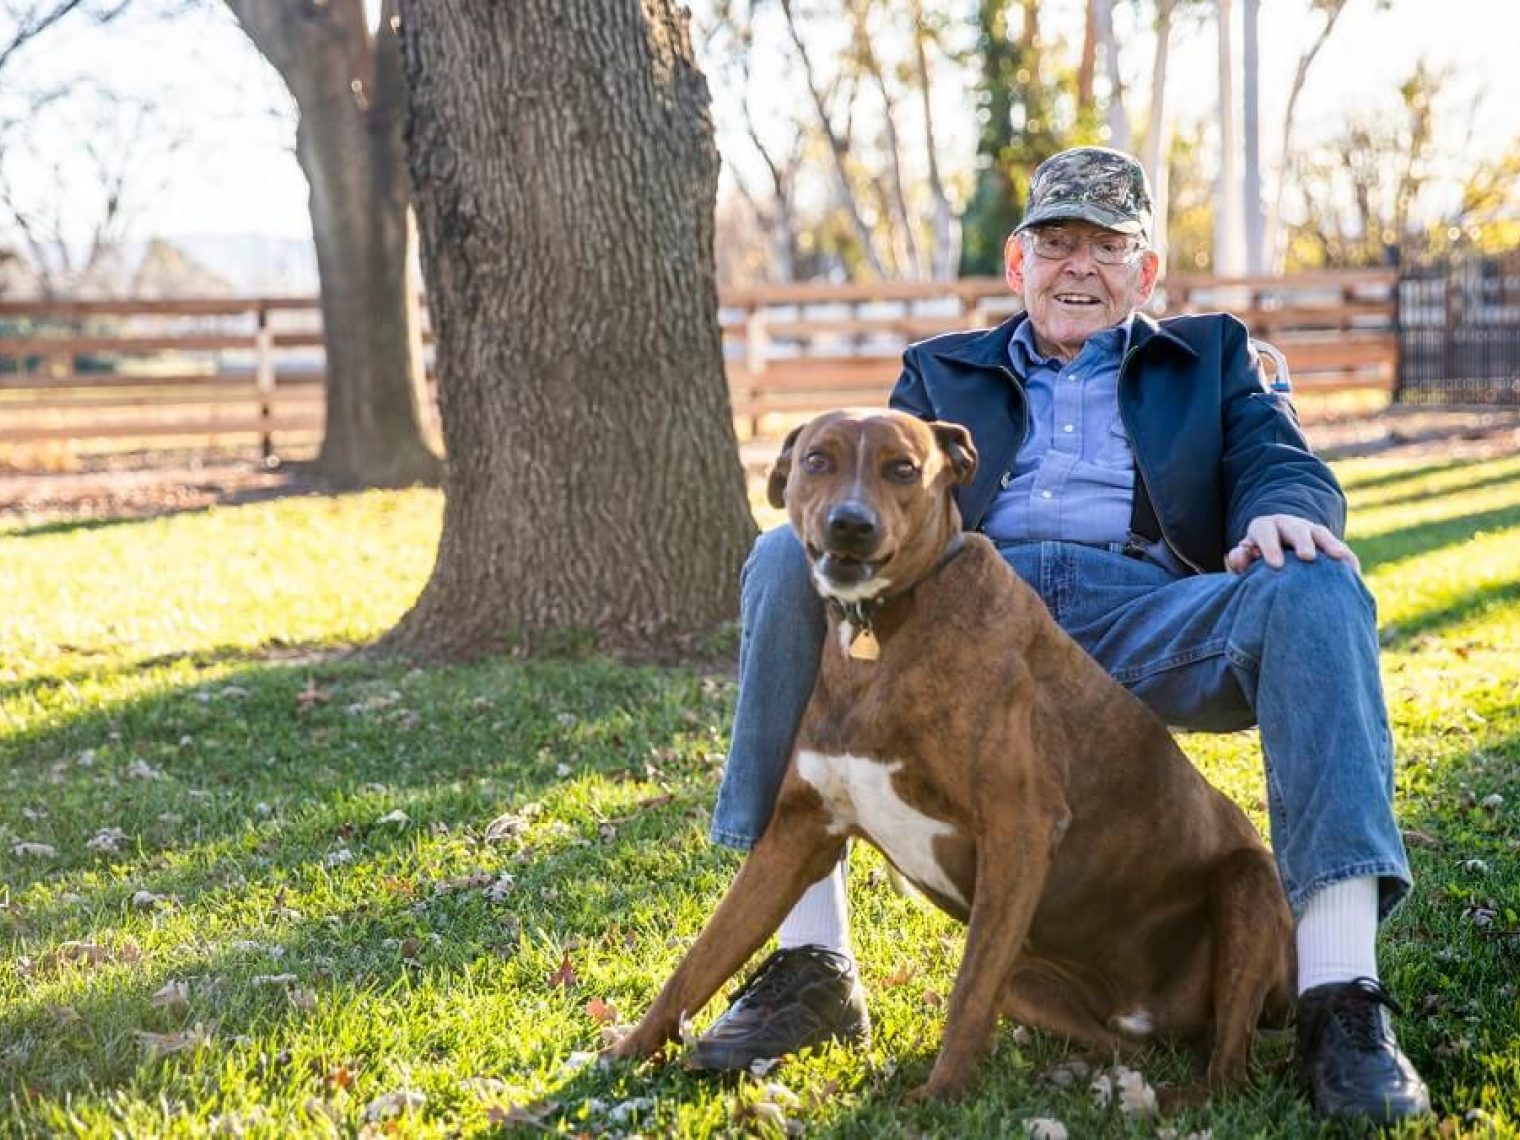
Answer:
[{"left": 826, "top": 533, "right": 967, "bottom": 662}]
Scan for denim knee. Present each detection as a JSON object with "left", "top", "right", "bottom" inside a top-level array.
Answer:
[{"left": 741, "top": 526, "right": 816, "bottom": 628}]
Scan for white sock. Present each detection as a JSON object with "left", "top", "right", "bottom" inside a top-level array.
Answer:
[
  {"left": 777, "top": 860, "right": 852, "bottom": 959},
  {"left": 1295, "top": 876, "right": 1381, "bottom": 995}
]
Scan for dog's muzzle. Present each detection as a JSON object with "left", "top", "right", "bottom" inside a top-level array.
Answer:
[{"left": 813, "top": 501, "right": 884, "bottom": 586}]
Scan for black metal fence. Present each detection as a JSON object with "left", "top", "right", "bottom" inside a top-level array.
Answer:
[{"left": 1396, "top": 249, "right": 1520, "bottom": 406}]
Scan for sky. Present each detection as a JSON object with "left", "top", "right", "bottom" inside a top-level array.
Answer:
[{"left": 2, "top": 0, "right": 1517, "bottom": 254}]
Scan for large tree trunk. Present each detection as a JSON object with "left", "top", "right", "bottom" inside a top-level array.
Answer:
[
  {"left": 225, "top": 0, "right": 439, "bottom": 489},
  {"left": 384, "top": 0, "right": 756, "bottom": 660}
]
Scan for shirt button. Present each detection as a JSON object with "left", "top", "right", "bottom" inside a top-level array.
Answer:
[
  {"left": 1061, "top": 423, "right": 1074, "bottom": 433},
  {"left": 1040, "top": 490, "right": 1053, "bottom": 500}
]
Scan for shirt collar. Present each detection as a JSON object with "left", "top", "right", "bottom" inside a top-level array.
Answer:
[{"left": 1008, "top": 313, "right": 1135, "bottom": 376}]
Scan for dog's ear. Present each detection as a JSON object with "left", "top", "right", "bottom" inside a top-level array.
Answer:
[
  {"left": 931, "top": 421, "right": 978, "bottom": 486},
  {"left": 767, "top": 423, "right": 807, "bottom": 509}
]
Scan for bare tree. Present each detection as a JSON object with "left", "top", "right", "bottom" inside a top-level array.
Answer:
[
  {"left": 224, "top": 0, "right": 439, "bottom": 488},
  {"left": 1265, "top": 0, "right": 1355, "bottom": 272},
  {"left": 1094, "top": 0, "right": 1129, "bottom": 150},
  {"left": 1242, "top": 0, "right": 1264, "bottom": 271},
  {"left": 1141, "top": 0, "right": 1180, "bottom": 263},
  {"left": 384, "top": 0, "right": 755, "bottom": 660},
  {"left": 1213, "top": 0, "right": 1244, "bottom": 274}
]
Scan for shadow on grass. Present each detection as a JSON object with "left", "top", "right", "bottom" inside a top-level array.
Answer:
[
  {"left": 1357, "top": 499, "right": 1520, "bottom": 574},
  {"left": 1357, "top": 464, "right": 1520, "bottom": 514},
  {"left": 1336, "top": 454, "right": 1502, "bottom": 495},
  {"left": 1381, "top": 577, "right": 1520, "bottom": 649}
]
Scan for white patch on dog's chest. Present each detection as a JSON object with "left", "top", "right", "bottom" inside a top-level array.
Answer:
[{"left": 795, "top": 750, "right": 966, "bottom": 907}]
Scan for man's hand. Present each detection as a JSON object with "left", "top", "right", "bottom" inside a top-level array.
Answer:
[{"left": 1225, "top": 513, "right": 1361, "bottom": 575}]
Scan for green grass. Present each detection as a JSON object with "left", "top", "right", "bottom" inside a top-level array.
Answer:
[{"left": 2, "top": 461, "right": 1518, "bottom": 1139}]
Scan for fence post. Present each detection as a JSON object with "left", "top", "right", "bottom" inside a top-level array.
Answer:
[
  {"left": 744, "top": 305, "right": 767, "bottom": 439},
  {"left": 255, "top": 302, "right": 275, "bottom": 462}
]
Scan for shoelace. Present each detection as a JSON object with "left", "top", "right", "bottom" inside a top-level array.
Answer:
[
  {"left": 730, "top": 947, "right": 849, "bottom": 1007},
  {"left": 1327, "top": 978, "right": 1404, "bottom": 1050}
]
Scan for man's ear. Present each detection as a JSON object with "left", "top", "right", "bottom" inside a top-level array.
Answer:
[
  {"left": 931, "top": 421, "right": 978, "bottom": 486},
  {"left": 767, "top": 423, "right": 806, "bottom": 509}
]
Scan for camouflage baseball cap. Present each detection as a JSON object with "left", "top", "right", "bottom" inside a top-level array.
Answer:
[{"left": 1015, "top": 147, "right": 1153, "bottom": 240}]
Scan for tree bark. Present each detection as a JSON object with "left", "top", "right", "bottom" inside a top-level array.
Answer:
[
  {"left": 384, "top": 0, "right": 756, "bottom": 660},
  {"left": 225, "top": 0, "right": 440, "bottom": 489}
]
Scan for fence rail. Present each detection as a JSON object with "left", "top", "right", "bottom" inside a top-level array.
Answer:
[{"left": 0, "top": 270, "right": 1398, "bottom": 455}]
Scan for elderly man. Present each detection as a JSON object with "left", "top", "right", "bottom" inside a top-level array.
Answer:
[{"left": 697, "top": 148, "right": 1430, "bottom": 1122}]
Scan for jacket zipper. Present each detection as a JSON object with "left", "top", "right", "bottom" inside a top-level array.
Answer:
[{"left": 1118, "top": 346, "right": 1203, "bottom": 574}]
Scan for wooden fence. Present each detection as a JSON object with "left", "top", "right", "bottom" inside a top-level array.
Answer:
[{"left": 0, "top": 269, "right": 1397, "bottom": 456}]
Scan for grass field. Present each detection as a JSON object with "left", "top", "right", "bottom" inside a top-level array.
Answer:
[{"left": 3, "top": 451, "right": 1518, "bottom": 1138}]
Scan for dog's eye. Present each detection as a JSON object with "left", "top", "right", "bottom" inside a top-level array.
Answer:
[
  {"left": 885, "top": 460, "right": 920, "bottom": 483},
  {"left": 801, "top": 451, "right": 831, "bottom": 474}
]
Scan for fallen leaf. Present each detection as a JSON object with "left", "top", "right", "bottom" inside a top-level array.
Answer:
[
  {"left": 288, "top": 987, "right": 317, "bottom": 1011},
  {"left": 11, "top": 841, "right": 56, "bottom": 858},
  {"left": 547, "top": 953, "right": 577, "bottom": 990},
  {"left": 483, "top": 874, "right": 515, "bottom": 903},
  {"left": 322, "top": 1065, "right": 356, "bottom": 1090},
  {"left": 485, "top": 1101, "right": 557, "bottom": 1126},
  {"left": 127, "top": 758, "right": 164, "bottom": 780},
  {"left": 375, "top": 809, "right": 410, "bottom": 827},
  {"left": 150, "top": 979, "right": 191, "bottom": 1012},
  {"left": 362, "top": 1090, "right": 425, "bottom": 1122},
  {"left": 1401, "top": 828, "right": 1442, "bottom": 849},
  {"left": 921, "top": 989, "right": 943, "bottom": 1008},
  {"left": 251, "top": 974, "right": 300, "bottom": 987},
  {"left": 136, "top": 1022, "right": 213, "bottom": 1057},
  {"left": 42, "top": 940, "right": 140, "bottom": 971},
  {"left": 585, "top": 996, "right": 619, "bottom": 1024},
  {"left": 882, "top": 963, "right": 919, "bottom": 988},
  {"left": 132, "top": 890, "right": 172, "bottom": 909},
  {"left": 483, "top": 812, "right": 527, "bottom": 843},
  {"left": 1024, "top": 1119, "right": 1069, "bottom": 1140},
  {"left": 295, "top": 678, "right": 330, "bottom": 709},
  {"left": 87, "top": 827, "right": 129, "bottom": 854}
]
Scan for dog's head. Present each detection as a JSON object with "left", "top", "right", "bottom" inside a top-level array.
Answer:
[{"left": 767, "top": 410, "right": 977, "bottom": 602}]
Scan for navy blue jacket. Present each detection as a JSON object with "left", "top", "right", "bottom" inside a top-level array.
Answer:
[{"left": 890, "top": 310, "right": 1346, "bottom": 574}]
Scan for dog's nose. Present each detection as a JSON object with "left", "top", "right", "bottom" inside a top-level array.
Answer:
[{"left": 825, "top": 502, "right": 879, "bottom": 549}]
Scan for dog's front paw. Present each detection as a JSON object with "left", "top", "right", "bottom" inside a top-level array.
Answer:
[
  {"left": 904, "top": 1073, "right": 967, "bottom": 1103},
  {"left": 601, "top": 1022, "right": 664, "bottom": 1062}
]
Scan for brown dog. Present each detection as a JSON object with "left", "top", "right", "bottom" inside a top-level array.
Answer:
[{"left": 611, "top": 409, "right": 1295, "bottom": 1100}]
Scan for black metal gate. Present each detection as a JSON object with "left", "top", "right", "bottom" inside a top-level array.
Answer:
[{"left": 1396, "top": 250, "right": 1520, "bottom": 405}]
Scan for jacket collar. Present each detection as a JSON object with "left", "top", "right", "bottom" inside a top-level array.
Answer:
[{"left": 925, "top": 308, "right": 1198, "bottom": 372}]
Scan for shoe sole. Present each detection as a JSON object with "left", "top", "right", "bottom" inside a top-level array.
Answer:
[{"left": 691, "top": 1017, "right": 871, "bottom": 1072}]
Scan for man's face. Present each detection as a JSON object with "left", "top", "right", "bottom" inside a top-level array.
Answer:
[{"left": 1004, "top": 221, "right": 1161, "bottom": 362}]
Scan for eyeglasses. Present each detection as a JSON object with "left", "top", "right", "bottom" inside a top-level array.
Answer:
[{"left": 1025, "top": 228, "right": 1145, "bottom": 266}]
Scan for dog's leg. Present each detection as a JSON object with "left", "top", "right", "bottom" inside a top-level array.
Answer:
[
  {"left": 1201, "top": 847, "right": 1295, "bottom": 1088},
  {"left": 1001, "top": 957, "right": 1135, "bottom": 1055},
  {"left": 608, "top": 787, "right": 846, "bottom": 1061},
  {"left": 912, "top": 774, "right": 1068, "bottom": 1100}
]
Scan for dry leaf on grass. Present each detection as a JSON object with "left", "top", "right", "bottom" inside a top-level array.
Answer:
[
  {"left": 362, "top": 1090, "right": 425, "bottom": 1122},
  {"left": 11, "top": 841, "right": 56, "bottom": 858},
  {"left": 42, "top": 940, "right": 141, "bottom": 971},
  {"left": 921, "top": 989, "right": 943, "bottom": 1008},
  {"left": 136, "top": 1022, "right": 213, "bottom": 1057},
  {"left": 295, "top": 678, "right": 330, "bottom": 709},
  {"left": 132, "top": 890, "right": 173, "bottom": 910},
  {"left": 1023, "top": 1119, "right": 1069, "bottom": 1140},
  {"left": 375, "top": 809, "right": 410, "bottom": 827},
  {"left": 485, "top": 1101, "right": 557, "bottom": 1126},
  {"left": 127, "top": 758, "right": 164, "bottom": 780},
  {"left": 585, "top": 996, "right": 619, "bottom": 1024},
  {"left": 546, "top": 952, "right": 577, "bottom": 989},
  {"left": 881, "top": 963, "right": 919, "bottom": 988},
  {"left": 150, "top": 979, "right": 191, "bottom": 1012},
  {"left": 87, "top": 827, "right": 128, "bottom": 853}
]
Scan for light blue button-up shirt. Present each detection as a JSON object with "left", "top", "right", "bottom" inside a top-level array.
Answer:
[{"left": 979, "top": 317, "right": 1135, "bottom": 547}]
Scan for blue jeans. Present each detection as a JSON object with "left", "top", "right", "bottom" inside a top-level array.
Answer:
[{"left": 710, "top": 527, "right": 1412, "bottom": 919}]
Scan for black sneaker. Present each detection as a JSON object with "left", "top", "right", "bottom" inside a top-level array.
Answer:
[
  {"left": 1297, "top": 977, "right": 1432, "bottom": 1123},
  {"left": 692, "top": 945, "right": 870, "bottom": 1071}
]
